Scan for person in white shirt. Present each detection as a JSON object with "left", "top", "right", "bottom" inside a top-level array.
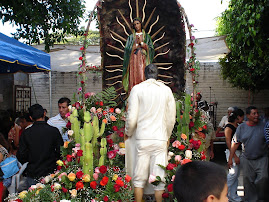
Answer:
[
  {"left": 47, "top": 97, "right": 70, "bottom": 142},
  {"left": 215, "top": 107, "right": 234, "bottom": 136},
  {"left": 125, "top": 64, "right": 176, "bottom": 202}
]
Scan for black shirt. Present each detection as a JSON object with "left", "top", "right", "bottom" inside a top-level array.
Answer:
[{"left": 17, "top": 121, "right": 63, "bottom": 178}]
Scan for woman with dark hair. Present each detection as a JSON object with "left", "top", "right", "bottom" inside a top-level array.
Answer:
[
  {"left": 122, "top": 18, "right": 154, "bottom": 93},
  {"left": 224, "top": 109, "right": 244, "bottom": 202}
]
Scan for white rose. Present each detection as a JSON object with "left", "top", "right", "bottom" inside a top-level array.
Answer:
[
  {"left": 168, "top": 152, "right": 174, "bottom": 157},
  {"left": 68, "top": 130, "right": 74, "bottom": 136},
  {"left": 90, "top": 107, "right": 97, "bottom": 113},
  {"left": 117, "top": 148, "right": 125, "bottom": 155},
  {"left": 44, "top": 175, "right": 51, "bottom": 183},
  {"left": 115, "top": 108, "right": 121, "bottom": 114},
  {"left": 68, "top": 105, "right": 72, "bottom": 112},
  {"left": 185, "top": 150, "right": 192, "bottom": 159},
  {"left": 53, "top": 182, "right": 61, "bottom": 190}
]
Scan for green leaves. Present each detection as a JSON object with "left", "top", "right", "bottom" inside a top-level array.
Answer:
[
  {"left": 216, "top": 0, "right": 269, "bottom": 92},
  {"left": 0, "top": 0, "right": 86, "bottom": 52}
]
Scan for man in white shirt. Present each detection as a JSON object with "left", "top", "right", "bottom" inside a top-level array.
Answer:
[
  {"left": 215, "top": 107, "right": 234, "bottom": 135},
  {"left": 47, "top": 97, "right": 70, "bottom": 142},
  {"left": 125, "top": 64, "right": 176, "bottom": 202}
]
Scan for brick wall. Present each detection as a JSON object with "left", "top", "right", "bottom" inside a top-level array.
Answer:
[
  {"left": 186, "top": 62, "right": 269, "bottom": 125},
  {"left": 30, "top": 71, "right": 102, "bottom": 117},
  {"left": 31, "top": 62, "right": 269, "bottom": 122}
]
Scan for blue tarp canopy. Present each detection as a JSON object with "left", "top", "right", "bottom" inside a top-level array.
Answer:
[{"left": 0, "top": 32, "right": 51, "bottom": 73}]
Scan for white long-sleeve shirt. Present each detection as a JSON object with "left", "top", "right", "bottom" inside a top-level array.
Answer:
[{"left": 125, "top": 79, "right": 176, "bottom": 141}]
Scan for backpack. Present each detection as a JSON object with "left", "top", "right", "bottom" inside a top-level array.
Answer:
[{"left": 0, "top": 156, "right": 19, "bottom": 179}]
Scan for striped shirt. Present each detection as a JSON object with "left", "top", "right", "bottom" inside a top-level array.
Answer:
[
  {"left": 265, "top": 121, "right": 269, "bottom": 144},
  {"left": 47, "top": 114, "right": 69, "bottom": 142}
]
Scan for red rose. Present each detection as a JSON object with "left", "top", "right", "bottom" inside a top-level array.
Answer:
[
  {"left": 112, "top": 126, "right": 118, "bottom": 131},
  {"left": 103, "top": 196, "right": 109, "bottom": 202},
  {"left": 77, "top": 150, "right": 83, "bottom": 157},
  {"left": 188, "top": 43, "right": 194, "bottom": 47},
  {"left": 76, "top": 171, "right": 84, "bottom": 179},
  {"left": 166, "top": 163, "right": 176, "bottom": 170},
  {"left": 95, "top": 101, "right": 99, "bottom": 105},
  {"left": 76, "top": 181, "right": 84, "bottom": 190},
  {"left": 99, "top": 165, "right": 107, "bottom": 174},
  {"left": 15, "top": 199, "right": 23, "bottom": 202},
  {"left": 99, "top": 101, "right": 104, "bottom": 106},
  {"left": 107, "top": 139, "right": 113, "bottom": 144},
  {"left": 114, "top": 184, "right": 121, "bottom": 192},
  {"left": 57, "top": 166, "right": 62, "bottom": 170},
  {"left": 201, "top": 154, "right": 206, "bottom": 160},
  {"left": 162, "top": 193, "right": 169, "bottom": 198},
  {"left": 178, "top": 145, "right": 185, "bottom": 150},
  {"left": 81, "top": 81, "right": 85, "bottom": 84},
  {"left": 62, "top": 187, "right": 68, "bottom": 193},
  {"left": 202, "top": 125, "right": 207, "bottom": 130},
  {"left": 109, "top": 108, "right": 114, "bottom": 113},
  {"left": 80, "top": 47, "right": 84, "bottom": 50},
  {"left": 103, "top": 111, "right": 108, "bottom": 115},
  {"left": 66, "top": 121, "right": 71, "bottom": 129},
  {"left": 66, "top": 154, "right": 72, "bottom": 162},
  {"left": 90, "top": 181, "right": 97, "bottom": 189},
  {"left": 51, "top": 185, "right": 54, "bottom": 192},
  {"left": 190, "top": 68, "right": 195, "bottom": 72},
  {"left": 125, "top": 175, "right": 132, "bottom": 182},
  {"left": 100, "top": 176, "right": 109, "bottom": 186},
  {"left": 189, "top": 121, "right": 195, "bottom": 128},
  {"left": 79, "top": 56, "right": 83, "bottom": 60},
  {"left": 116, "top": 179, "right": 124, "bottom": 187},
  {"left": 119, "top": 132, "right": 124, "bottom": 137},
  {"left": 167, "top": 184, "right": 173, "bottom": 192}
]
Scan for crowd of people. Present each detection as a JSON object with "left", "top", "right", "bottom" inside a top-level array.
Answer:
[
  {"left": 0, "top": 98, "right": 71, "bottom": 200},
  {"left": 0, "top": 80, "right": 269, "bottom": 201}
]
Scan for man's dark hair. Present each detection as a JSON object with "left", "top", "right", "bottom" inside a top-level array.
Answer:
[
  {"left": 58, "top": 97, "right": 71, "bottom": 105},
  {"left": 145, "top": 64, "right": 158, "bottom": 80},
  {"left": 173, "top": 161, "right": 227, "bottom": 202},
  {"left": 228, "top": 108, "right": 244, "bottom": 123},
  {"left": 29, "top": 104, "right": 44, "bottom": 121},
  {"left": 246, "top": 106, "right": 257, "bottom": 115}
]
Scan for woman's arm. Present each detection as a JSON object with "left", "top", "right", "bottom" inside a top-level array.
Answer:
[{"left": 224, "top": 127, "right": 233, "bottom": 150}]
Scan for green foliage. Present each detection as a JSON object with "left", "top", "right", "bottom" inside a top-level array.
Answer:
[
  {"left": 216, "top": 0, "right": 269, "bottom": 92},
  {"left": 0, "top": 0, "right": 86, "bottom": 52},
  {"left": 85, "top": 87, "right": 118, "bottom": 109}
]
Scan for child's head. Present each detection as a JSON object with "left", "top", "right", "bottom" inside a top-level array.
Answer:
[{"left": 173, "top": 161, "right": 228, "bottom": 202}]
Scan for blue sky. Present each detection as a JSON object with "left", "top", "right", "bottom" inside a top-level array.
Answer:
[{"left": 0, "top": 0, "right": 229, "bottom": 39}]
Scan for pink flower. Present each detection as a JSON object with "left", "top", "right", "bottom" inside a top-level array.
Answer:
[
  {"left": 65, "top": 112, "right": 70, "bottom": 118},
  {"left": 113, "top": 144, "right": 120, "bottom": 151},
  {"left": 78, "top": 87, "right": 82, "bottom": 92},
  {"left": 90, "top": 107, "right": 96, "bottom": 113},
  {"left": 171, "top": 175, "right": 175, "bottom": 182},
  {"left": 148, "top": 174, "right": 156, "bottom": 184},
  {"left": 115, "top": 108, "right": 121, "bottom": 114},
  {"left": 93, "top": 173, "right": 99, "bottom": 180},
  {"left": 191, "top": 36, "right": 195, "bottom": 40},
  {"left": 95, "top": 167, "right": 100, "bottom": 174},
  {"left": 172, "top": 140, "right": 181, "bottom": 148},
  {"left": 175, "top": 155, "right": 182, "bottom": 162},
  {"left": 190, "top": 24, "right": 194, "bottom": 27},
  {"left": 107, "top": 150, "right": 117, "bottom": 159}
]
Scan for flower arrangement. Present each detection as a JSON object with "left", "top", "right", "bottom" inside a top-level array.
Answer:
[{"left": 8, "top": 107, "right": 133, "bottom": 201}]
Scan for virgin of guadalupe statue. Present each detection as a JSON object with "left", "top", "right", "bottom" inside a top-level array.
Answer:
[{"left": 122, "top": 18, "right": 154, "bottom": 93}]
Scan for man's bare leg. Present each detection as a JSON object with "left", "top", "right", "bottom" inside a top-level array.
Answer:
[
  {"left": 155, "top": 190, "right": 164, "bottom": 202},
  {"left": 134, "top": 187, "right": 144, "bottom": 202}
]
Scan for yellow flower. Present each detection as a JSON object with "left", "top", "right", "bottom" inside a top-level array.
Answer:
[
  {"left": 64, "top": 141, "right": 70, "bottom": 148},
  {"left": 18, "top": 191, "right": 28, "bottom": 199},
  {"left": 112, "top": 174, "right": 118, "bottom": 181},
  {"left": 181, "top": 133, "right": 187, "bottom": 140},
  {"left": 119, "top": 142, "right": 125, "bottom": 148},
  {"left": 82, "top": 174, "right": 91, "bottom": 182},
  {"left": 56, "top": 160, "right": 64, "bottom": 166},
  {"left": 68, "top": 172, "right": 76, "bottom": 181}
]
